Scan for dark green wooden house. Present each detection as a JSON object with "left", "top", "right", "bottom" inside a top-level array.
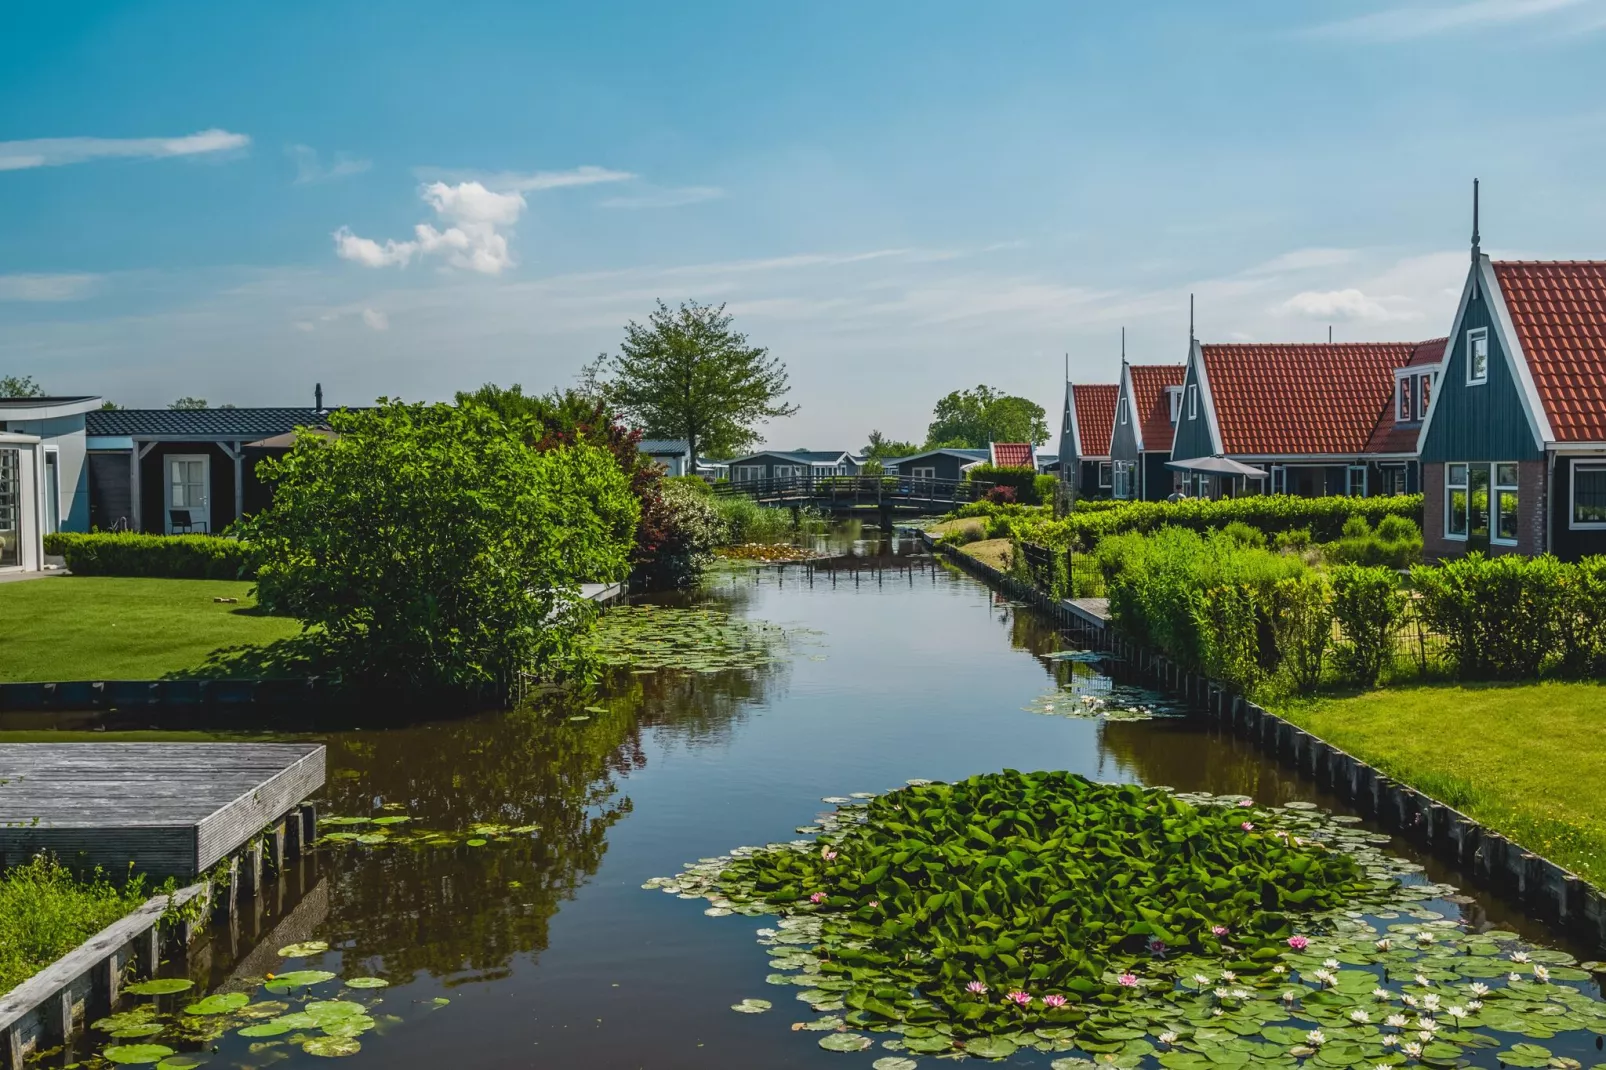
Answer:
[
  {"left": 1109, "top": 362, "right": 1186, "bottom": 500},
  {"left": 1057, "top": 382, "right": 1117, "bottom": 502}
]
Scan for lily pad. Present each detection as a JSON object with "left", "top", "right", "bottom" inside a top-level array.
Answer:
[
  {"left": 123, "top": 979, "right": 194, "bottom": 996},
  {"left": 819, "top": 1032, "right": 873, "bottom": 1052},
  {"left": 343, "top": 977, "right": 389, "bottom": 989},
  {"left": 277, "top": 940, "right": 330, "bottom": 958},
  {"left": 183, "top": 992, "right": 250, "bottom": 1016},
  {"left": 263, "top": 969, "right": 336, "bottom": 992},
  {"left": 108, "top": 1025, "right": 167, "bottom": 1039},
  {"left": 102, "top": 1045, "right": 177, "bottom": 1065},
  {"left": 963, "top": 1036, "right": 1019, "bottom": 1059},
  {"left": 873, "top": 1059, "right": 919, "bottom": 1070},
  {"left": 302, "top": 1036, "right": 362, "bottom": 1057},
  {"left": 237, "top": 1022, "right": 294, "bottom": 1038},
  {"left": 155, "top": 1057, "right": 208, "bottom": 1070},
  {"left": 732, "top": 998, "right": 773, "bottom": 1014}
]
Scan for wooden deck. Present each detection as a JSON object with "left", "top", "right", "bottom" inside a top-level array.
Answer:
[{"left": 0, "top": 743, "right": 325, "bottom": 876}]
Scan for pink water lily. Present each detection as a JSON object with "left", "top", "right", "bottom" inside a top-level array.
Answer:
[
  {"left": 1237, "top": 799, "right": 1253, "bottom": 807},
  {"left": 1288, "top": 935, "right": 1309, "bottom": 951},
  {"left": 1042, "top": 994, "right": 1068, "bottom": 1009},
  {"left": 868, "top": 900, "right": 880, "bottom": 908},
  {"left": 1117, "top": 973, "right": 1139, "bottom": 988},
  {"left": 1211, "top": 925, "right": 1230, "bottom": 937},
  {"left": 1006, "top": 990, "right": 1031, "bottom": 1006},
  {"left": 1147, "top": 937, "right": 1167, "bottom": 956},
  {"left": 966, "top": 981, "right": 988, "bottom": 996},
  {"left": 1240, "top": 821, "right": 1255, "bottom": 831},
  {"left": 809, "top": 892, "right": 825, "bottom": 903}
]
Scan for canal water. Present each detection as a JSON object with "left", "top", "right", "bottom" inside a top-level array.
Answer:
[{"left": 15, "top": 536, "right": 1602, "bottom": 1069}]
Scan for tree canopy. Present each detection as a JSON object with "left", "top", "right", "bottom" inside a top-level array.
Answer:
[
  {"left": 584, "top": 300, "right": 796, "bottom": 463},
  {"left": 0, "top": 375, "right": 45, "bottom": 398},
  {"left": 925, "top": 385, "right": 1048, "bottom": 448},
  {"left": 861, "top": 430, "right": 921, "bottom": 461}
]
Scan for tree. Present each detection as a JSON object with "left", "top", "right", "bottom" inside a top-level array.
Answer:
[
  {"left": 862, "top": 430, "right": 921, "bottom": 462},
  {"left": 241, "top": 399, "right": 639, "bottom": 695},
  {"left": 0, "top": 375, "right": 45, "bottom": 398},
  {"left": 169, "top": 397, "right": 209, "bottom": 410},
  {"left": 925, "top": 385, "right": 1048, "bottom": 448},
  {"left": 586, "top": 300, "right": 797, "bottom": 465}
]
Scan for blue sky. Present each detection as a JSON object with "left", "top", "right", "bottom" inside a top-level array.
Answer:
[{"left": 3, "top": 1, "right": 1605, "bottom": 451}]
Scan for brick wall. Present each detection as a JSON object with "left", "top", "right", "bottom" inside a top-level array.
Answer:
[
  {"left": 1422, "top": 462, "right": 1451, "bottom": 561},
  {"left": 1516, "top": 459, "right": 1547, "bottom": 556}
]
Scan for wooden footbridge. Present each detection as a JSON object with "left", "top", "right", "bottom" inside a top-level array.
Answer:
[{"left": 712, "top": 474, "right": 993, "bottom": 518}]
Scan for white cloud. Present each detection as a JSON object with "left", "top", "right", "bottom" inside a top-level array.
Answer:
[
  {"left": 1246, "top": 248, "right": 1361, "bottom": 274},
  {"left": 413, "top": 165, "right": 635, "bottom": 192},
  {"left": 362, "top": 308, "right": 389, "bottom": 331},
  {"left": 1279, "top": 288, "right": 1415, "bottom": 322},
  {"left": 0, "top": 273, "right": 100, "bottom": 301},
  {"left": 600, "top": 185, "right": 725, "bottom": 209},
  {"left": 334, "top": 181, "right": 527, "bottom": 275},
  {"left": 290, "top": 144, "right": 371, "bottom": 184},
  {"left": 1308, "top": 0, "right": 1599, "bottom": 41},
  {"left": 0, "top": 129, "right": 249, "bottom": 171}
]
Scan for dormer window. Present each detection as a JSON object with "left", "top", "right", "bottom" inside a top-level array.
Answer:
[
  {"left": 1119, "top": 398, "right": 1128, "bottom": 425},
  {"left": 1397, "top": 377, "right": 1412, "bottom": 422},
  {"left": 1467, "top": 328, "right": 1489, "bottom": 385},
  {"left": 1419, "top": 373, "right": 1432, "bottom": 413},
  {"left": 1166, "top": 386, "right": 1182, "bottom": 424}
]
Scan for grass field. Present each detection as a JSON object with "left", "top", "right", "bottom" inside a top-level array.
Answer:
[
  {"left": 1276, "top": 680, "right": 1606, "bottom": 884},
  {"left": 960, "top": 538, "right": 1013, "bottom": 572},
  {"left": 0, "top": 576, "right": 302, "bottom": 682}
]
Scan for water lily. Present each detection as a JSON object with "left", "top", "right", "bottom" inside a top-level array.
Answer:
[
  {"left": 1416, "top": 1017, "right": 1438, "bottom": 1033},
  {"left": 1282, "top": 991, "right": 1297, "bottom": 1003},
  {"left": 1445, "top": 1006, "right": 1467, "bottom": 1020},
  {"left": 1402, "top": 994, "right": 1419, "bottom": 1008},
  {"left": 1211, "top": 1007, "right": 1224, "bottom": 1017},
  {"left": 1376, "top": 1064, "right": 1394, "bottom": 1070},
  {"left": 1417, "top": 1030, "right": 1435, "bottom": 1043},
  {"left": 1312, "top": 969, "right": 1337, "bottom": 987},
  {"left": 1415, "top": 931, "right": 1435, "bottom": 945},
  {"left": 1042, "top": 994, "right": 1067, "bottom": 1009},
  {"left": 1403, "top": 1042, "right": 1423, "bottom": 1058},
  {"left": 1510, "top": 951, "right": 1530, "bottom": 964},
  {"left": 1373, "top": 987, "right": 1392, "bottom": 1001},
  {"left": 1240, "top": 821, "right": 1255, "bottom": 831},
  {"left": 1237, "top": 799, "right": 1253, "bottom": 807},
  {"left": 809, "top": 892, "right": 825, "bottom": 903},
  {"left": 1386, "top": 1014, "right": 1409, "bottom": 1029},
  {"left": 1350, "top": 1009, "right": 1371, "bottom": 1024},
  {"left": 1213, "top": 987, "right": 1231, "bottom": 1001},
  {"left": 1211, "top": 925, "right": 1229, "bottom": 937},
  {"left": 1117, "top": 973, "right": 1139, "bottom": 988},
  {"left": 1232, "top": 988, "right": 1251, "bottom": 1001},
  {"left": 1381, "top": 1035, "right": 1400, "bottom": 1048},
  {"left": 1305, "top": 1030, "right": 1325, "bottom": 1047},
  {"left": 1323, "top": 958, "right": 1341, "bottom": 969},
  {"left": 1467, "top": 1000, "right": 1483, "bottom": 1011},
  {"left": 868, "top": 900, "right": 879, "bottom": 908},
  {"left": 1288, "top": 935, "right": 1309, "bottom": 951},
  {"left": 966, "top": 981, "right": 989, "bottom": 996},
  {"left": 1422, "top": 994, "right": 1440, "bottom": 1012},
  {"left": 1376, "top": 938, "right": 1393, "bottom": 951},
  {"left": 820, "top": 847, "right": 837, "bottom": 861},
  {"left": 1006, "top": 990, "right": 1031, "bottom": 1007},
  {"left": 1533, "top": 964, "right": 1550, "bottom": 983},
  {"left": 1147, "top": 937, "right": 1167, "bottom": 956},
  {"left": 1158, "top": 1032, "right": 1179, "bottom": 1046},
  {"left": 1508, "top": 972, "right": 1522, "bottom": 983},
  {"left": 1414, "top": 974, "right": 1432, "bottom": 987},
  {"left": 1271, "top": 964, "right": 1287, "bottom": 975},
  {"left": 1219, "top": 970, "right": 1236, "bottom": 982},
  {"left": 1469, "top": 982, "right": 1491, "bottom": 997},
  {"left": 1191, "top": 973, "right": 1212, "bottom": 986}
]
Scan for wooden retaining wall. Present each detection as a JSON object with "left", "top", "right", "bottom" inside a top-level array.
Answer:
[{"left": 923, "top": 531, "right": 1606, "bottom": 954}]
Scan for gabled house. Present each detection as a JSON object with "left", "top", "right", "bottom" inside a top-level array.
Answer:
[
  {"left": 638, "top": 439, "right": 692, "bottom": 477},
  {"left": 883, "top": 448, "right": 989, "bottom": 481},
  {"left": 1057, "top": 383, "right": 1117, "bottom": 502},
  {"left": 1169, "top": 340, "right": 1443, "bottom": 499},
  {"left": 1109, "top": 363, "right": 1186, "bottom": 500},
  {"left": 1418, "top": 244, "right": 1606, "bottom": 561},
  {"left": 989, "top": 442, "right": 1037, "bottom": 468},
  {"left": 726, "top": 450, "right": 862, "bottom": 482}
]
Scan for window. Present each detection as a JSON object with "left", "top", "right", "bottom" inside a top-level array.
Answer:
[
  {"left": 1098, "top": 461, "right": 1112, "bottom": 488},
  {"left": 1469, "top": 464, "right": 1490, "bottom": 542},
  {"left": 1270, "top": 465, "right": 1287, "bottom": 496},
  {"left": 1397, "top": 377, "right": 1412, "bottom": 422},
  {"left": 912, "top": 466, "right": 936, "bottom": 480},
  {"left": 1119, "top": 398, "right": 1129, "bottom": 425},
  {"left": 1573, "top": 462, "right": 1606, "bottom": 529},
  {"left": 1347, "top": 465, "right": 1368, "bottom": 497},
  {"left": 1493, "top": 463, "right": 1520, "bottom": 545},
  {"left": 774, "top": 464, "right": 805, "bottom": 479},
  {"left": 1113, "top": 461, "right": 1135, "bottom": 500},
  {"left": 1418, "top": 373, "right": 1432, "bottom": 414},
  {"left": 1167, "top": 387, "right": 1182, "bottom": 424},
  {"left": 1187, "top": 384, "right": 1198, "bottom": 420},
  {"left": 734, "top": 465, "right": 764, "bottom": 483},
  {"left": 1379, "top": 465, "right": 1408, "bottom": 497},
  {"left": 43, "top": 448, "right": 60, "bottom": 535},
  {"left": 1467, "top": 328, "right": 1489, "bottom": 385},
  {"left": 1446, "top": 463, "right": 1469, "bottom": 538},
  {"left": 0, "top": 449, "right": 18, "bottom": 568}
]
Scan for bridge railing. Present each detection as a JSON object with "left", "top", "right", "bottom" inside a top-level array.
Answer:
[{"left": 711, "top": 474, "right": 994, "bottom": 505}]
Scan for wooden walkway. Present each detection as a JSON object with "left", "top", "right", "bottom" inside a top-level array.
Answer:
[{"left": 0, "top": 743, "right": 325, "bottom": 876}]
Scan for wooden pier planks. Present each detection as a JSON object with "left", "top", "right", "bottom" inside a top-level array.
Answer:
[{"left": 0, "top": 743, "right": 325, "bottom": 876}]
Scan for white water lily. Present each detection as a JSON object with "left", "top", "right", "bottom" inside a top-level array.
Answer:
[
  {"left": 1386, "top": 1014, "right": 1409, "bottom": 1028},
  {"left": 1350, "top": 1009, "right": 1371, "bottom": 1024},
  {"left": 1376, "top": 938, "right": 1392, "bottom": 951},
  {"left": 1445, "top": 1006, "right": 1467, "bottom": 1020},
  {"left": 1510, "top": 951, "right": 1530, "bottom": 964},
  {"left": 1381, "top": 1035, "right": 1400, "bottom": 1048},
  {"left": 1414, "top": 974, "right": 1432, "bottom": 987},
  {"left": 1324, "top": 958, "right": 1341, "bottom": 969},
  {"left": 1271, "top": 964, "right": 1287, "bottom": 975},
  {"left": 1213, "top": 987, "right": 1231, "bottom": 1000},
  {"left": 1508, "top": 972, "right": 1522, "bottom": 983},
  {"left": 1312, "top": 968, "right": 1337, "bottom": 987},
  {"left": 1401, "top": 994, "right": 1419, "bottom": 1008},
  {"left": 1192, "top": 973, "right": 1212, "bottom": 986},
  {"left": 1415, "top": 932, "right": 1435, "bottom": 945},
  {"left": 1282, "top": 991, "right": 1298, "bottom": 1003},
  {"left": 1469, "top": 982, "right": 1491, "bottom": 997},
  {"left": 1219, "top": 971, "right": 1237, "bottom": 982},
  {"left": 1376, "top": 1064, "right": 1394, "bottom": 1070},
  {"left": 1467, "top": 1000, "right": 1483, "bottom": 1011},
  {"left": 1158, "top": 1032, "right": 1179, "bottom": 1046},
  {"left": 1305, "top": 1030, "right": 1326, "bottom": 1047},
  {"left": 1211, "top": 1007, "right": 1224, "bottom": 1017},
  {"left": 1373, "top": 987, "right": 1392, "bottom": 1001},
  {"left": 1417, "top": 1031, "right": 1436, "bottom": 1043},
  {"left": 1416, "top": 1017, "right": 1438, "bottom": 1033},
  {"left": 1533, "top": 965, "right": 1551, "bottom": 983},
  {"left": 1403, "top": 1042, "right": 1423, "bottom": 1058},
  {"left": 1422, "top": 993, "right": 1440, "bottom": 1012},
  {"left": 1232, "top": 988, "right": 1252, "bottom": 1001}
]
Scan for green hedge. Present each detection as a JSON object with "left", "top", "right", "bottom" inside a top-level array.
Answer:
[
  {"left": 1016, "top": 493, "right": 1424, "bottom": 549},
  {"left": 43, "top": 532, "right": 255, "bottom": 580},
  {"left": 965, "top": 463, "right": 1045, "bottom": 504}
]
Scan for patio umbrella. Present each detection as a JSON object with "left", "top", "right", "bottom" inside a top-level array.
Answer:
[{"left": 1165, "top": 455, "right": 1268, "bottom": 479}]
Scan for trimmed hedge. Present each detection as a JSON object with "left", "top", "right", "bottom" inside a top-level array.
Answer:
[
  {"left": 43, "top": 532, "right": 255, "bottom": 580},
  {"left": 1014, "top": 493, "right": 1424, "bottom": 549},
  {"left": 965, "top": 463, "right": 1046, "bottom": 504}
]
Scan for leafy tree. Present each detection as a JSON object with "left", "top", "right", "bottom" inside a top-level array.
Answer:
[
  {"left": 169, "top": 397, "right": 209, "bottom": 410},
  {"left": 99, "top": 400, "right": 123, "bottom": 410},
  {"left": 862, "top": 429, "right": 921, "bottom": 461},
  {"left": 0, "top": 375, "right": 45, "bottom": 398},
  {"left": 242, "top": 399, "right": 639, "bottom": 695},
  {"left": 925, "top": 385, "right": 1048, "bottom": 448},
  {"left": 585, "top": 300, "right": 797, "bottom": 464}
]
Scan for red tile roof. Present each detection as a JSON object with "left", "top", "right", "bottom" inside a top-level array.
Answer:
[
  {"left": 1071, "top": 383, "right": 1117, "bottom": 458},
  {"left": 1200, "top": 343, "right": 1426, "bottom": 456},
  {"left": 1363, "top": 339, "right": 1448, "bottom": 455},
  {"left": 1128, "top": 364, "right": 1185, "bottom": 452},
  {"left": 1492, "top": 261, "right": 1606, "bottom": 443},
  {"left": 991, "top": 442, "right": 1035, "bottom": 468}
]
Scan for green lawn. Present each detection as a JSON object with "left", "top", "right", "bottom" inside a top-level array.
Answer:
[
  {"left": 0, "top": 576, "right": 302, "bottom": 682},
  {"left": 1276, "top": 680, "right": 1606, "bottom": 884}
]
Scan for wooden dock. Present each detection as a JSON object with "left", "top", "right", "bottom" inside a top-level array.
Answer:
[{"left": 0, "top": 743, "right": 325, "bottom": 876}]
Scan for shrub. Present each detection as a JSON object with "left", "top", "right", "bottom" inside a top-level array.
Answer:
[
  {"left": 966, "top": 463, "right": 1043, "bottom": 503},
  {"left": 241, "top": 400, "right": 639, "bottom": 694},
  {"left": 0, "top": 854, "right": 157, "bottom": 994},
  {"left": 43, "top": 532, "right": 254, "bottom": 580},
  {"left": 1219, "top": 521, "right": 1267, "bottom": 549},
  {"left": 638, "top": 478, "right": 727, "bottom": 589},
  {"left": 1271, "top": 573, "right": 1334, "bottom": 695},
  {"left": 1274, "top": 527, "right": 1313, "bottom": 553},
  {"left": 982, "top": 484, "right": 1018, "bottom": 506},
  {"left": 1411, "top": 553, "right": 1563, "bottom": 680},
  {"left": 1034, "top": 473, "right": 1060, "bottom": 509},
  {"left": 1327, "top": 515, "right": 1422, "bottom": 570},
  {"left": 664, "top": 474, "right": 713, "bottom": 497},
  {"left": 1330, "top": 564, "right": 1405, "bottom": 687},
  {"left": 1191, "top": 583, "right": 1269, "bottom": 693},
  {"left": 715, "top": 495, "right": 798, "bottom": 544},
  {"left": 1555, "top": 557, "right": 1606, "bottom": 677}
]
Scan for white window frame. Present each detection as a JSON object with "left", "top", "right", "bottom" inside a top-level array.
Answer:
[
  {"left": 1570, "top": 460, "right": 1606, "bottom": 530},
  {"left": 773, "top": 464, "right": 806, "bottom": 479},
  {"left": 1167, "top": 386, "right": 1182, "bottom": 424},
  {"left": 1396, "top": 373, "right": 1412, "bottom": 422},
  {"left": 1270, "top": 464, "right": 1287, "bottom": 496},
  {"left": 0, "top": 447, "right": 21, "bottom": 570},
  {"left": 1466, "top": 327, "right": 1489, "bottom": 386},
  {"left": 734, "top": 464, "right": 765, "bottom": 483},
  {"left": 42, "top": 445, "right": 61, "bottom": 535},
  {"left": 1492, "top": 462, "right": 1520, "bottom": 546},
  {"left": 1347, "top": 465, "right": 1368, "bottom": 498},
  {"left": 1418, "top": 372, "right": 1432, "bottom": 416},
  {"left": 165, "top": 453, "right": 211, "bottom": 534},
  {"left": 1098, "top": 461, "right": 1113, "bottom": 488},
  {"left": 911, "top": 466, "right": 936, "bottom": 480},
  {"left": 1113, "top": 461, "right": 1135, "bottom": 500},
  {"left": 1118, "top": 398, "right": 1129, "bottom": 425},
  {"left": 1445, "top": 462, "right": 1469, "bottom": 540},
  {"left": 1187, "top": 383, "right": 1198, "bottom": 420}
]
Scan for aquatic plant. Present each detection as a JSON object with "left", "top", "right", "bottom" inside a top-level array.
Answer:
[
  {"left": 587, "top": 604, "right": 800, "bottom": 672},
  {"left": 649, "top": 771, "right": 1606, "bottom": 1065}
]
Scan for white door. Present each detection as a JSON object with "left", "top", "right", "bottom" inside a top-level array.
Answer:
[{"left": 166, "top": 454, "right": 210, "bottom": 533}]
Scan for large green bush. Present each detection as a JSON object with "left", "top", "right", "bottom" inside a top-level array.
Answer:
[
  {"left": 43, "top": 532, "right": 253, "bottom": 580},
  {"left": 647, "top": 479, "right": 728, "bottom": 588},
  {"left": 241, "top": 400, "right": 639, "bottom": 694},
  {"left": 965, "top": 463, "right": 1045, "bottom": 504},
  {"left": 1411, "top": 553, "right": 1572, "bottom": 680},
  {"left": 1271, "top": 573, "right": 1333, "bottom": 696},
  {"left": 1330, "top": 564, "right": 1405, "bottom": 686},
  {"left": 1014, "top": 493, "right": 1423, "bottom": 550},
  {"left": 1326, "top": 514, "right": 1423, "bottom": 569}
]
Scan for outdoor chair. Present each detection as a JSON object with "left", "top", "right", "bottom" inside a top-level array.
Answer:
[{"left": 169, "top": 509, "right": 209, "bottom": 534}]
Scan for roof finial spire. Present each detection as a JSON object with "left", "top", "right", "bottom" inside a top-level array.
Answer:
[
  {"left": 1328, "top": 325, "right": 1333, "bottom": 344},
  {"left": 1189, "top": 293, "right": 1195, "bottom": 342},
  {"left": 1471, "top": 178, "right": 1481, "bottom": 263},
  {"left": 1121, "top": 326, "right": 1127, "bottom": 365}
]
